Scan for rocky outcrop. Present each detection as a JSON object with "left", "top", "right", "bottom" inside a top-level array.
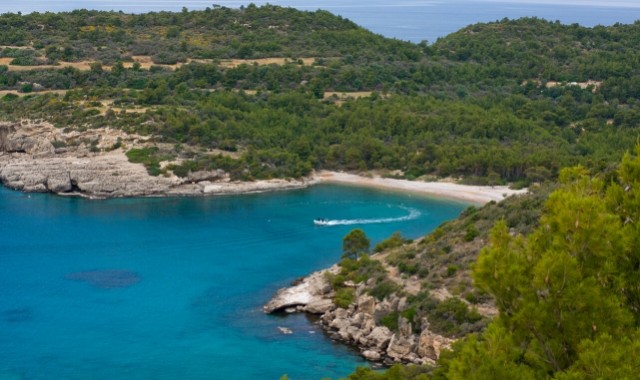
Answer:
[
  {"left": 263, "top": 266, "right": 338, "bottom": 314},
  {"left": 265, "top": 269, "right": 455, "bottom": 366},
  {"left": 319, "top": 292, "right": 454, "bottom": 365},
  {"left": 0, "top": 121, "right": 314, "bottom": 198},
  {"left": 0, "top": 150, "right": 175, "bottom": 197}
]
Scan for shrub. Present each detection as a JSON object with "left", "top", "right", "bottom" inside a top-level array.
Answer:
[
  {"left": 380, "top": 311, "right": 399, "bottom": 331},
  {"left": 374, "top": 231, "right": 409, "bottom": 252},
  {"left": 334, "top": 288, "right": 355, "bottom": 308},
  {"left": 20, "top": 83, "right": 33, "bottom": 93},
  {"left": 126, "top": 147, "right": 165, "bottom": 176},
  {"left": 464, "top": 224, "right": 479, "bottom": 241},
  {"left": 370, "top": 280, "right": 399, "bottom": 301},
  {"left": 430, "top": 297, "right": 483, "bottom": 337}
]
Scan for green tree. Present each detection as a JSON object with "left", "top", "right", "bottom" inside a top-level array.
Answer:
[
  {"left": 439, "top": 149, "right": 640, "bottom": 379},
  {"left": 342, "top": 228, "right": 370, "bottom": 259}
]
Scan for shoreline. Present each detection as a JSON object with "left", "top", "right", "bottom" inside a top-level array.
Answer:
[
  {"left": 0, "top": 122, "right": 527, "bottom": 203},
  {"left": 313, "top": 171, "right": 527, "bottom": 205},
  {"left": 0, "top": 167, "right": 527, "bottom": 204}
]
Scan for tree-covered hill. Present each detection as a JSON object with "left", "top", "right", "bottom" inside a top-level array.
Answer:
[
  {"left": 0, "top": 5, "right": 420, "bottom": 64},
  {"left": 1, "top": 7, "right": 640, "bottom": 186},
  {"left": 349, "top": 147, "right": 640, "bottom": 380},
  {"left": 430, "top": 17, "right": 640, "bottom": 105}
]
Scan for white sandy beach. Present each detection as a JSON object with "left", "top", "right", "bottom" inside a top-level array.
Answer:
[{"left": 314, "top": 171, "right": 527, "bottom": 205}]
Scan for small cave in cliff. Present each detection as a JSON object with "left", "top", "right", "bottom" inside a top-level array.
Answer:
[{"left": 69, "top": 178, "right": 82, "bottom": 193}]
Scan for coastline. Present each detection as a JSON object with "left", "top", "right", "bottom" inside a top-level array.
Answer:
[
  {"left": 1, "top": 121, "right": 519, "bottom": 368},
  {"left": 0, "top": 122, "right": 527, "bottom": 203},
  {"left": 314, "top": 171, "right": 527, "bottom": 205}
]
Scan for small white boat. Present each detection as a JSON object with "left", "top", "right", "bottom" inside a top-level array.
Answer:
[{"left": 313, "top": 218, "right": 330, "bottom": 226}]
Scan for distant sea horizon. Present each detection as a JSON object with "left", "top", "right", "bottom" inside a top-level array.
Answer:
[{"left": 1, "top": 0, "right": 639, "bottom": 43}]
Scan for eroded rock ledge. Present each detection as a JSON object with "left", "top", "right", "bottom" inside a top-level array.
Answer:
[
  {"left": 264, "top": 267, "right": 454, "bottom": 366},
  {"left": 0, "top": 121, "right": 312, "bottom": 198}
]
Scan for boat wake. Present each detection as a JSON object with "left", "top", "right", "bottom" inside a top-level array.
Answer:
[{"left": 314, "top": 207, "right": 421, "bottom": 226}]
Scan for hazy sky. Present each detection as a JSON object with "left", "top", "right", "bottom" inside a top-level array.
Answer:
[{"left": 467, "top": 0, "right": 640, "bottom": 6}]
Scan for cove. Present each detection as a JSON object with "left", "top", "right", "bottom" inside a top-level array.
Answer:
[{"left": 0, "top": 185, "right": 466, "bottom": 379}]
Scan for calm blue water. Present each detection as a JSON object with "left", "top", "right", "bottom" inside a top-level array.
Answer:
[
  {"left": 1, "top": 1, "right": 639, "bottom": 43},
  {"left": 0, "top": 185, "right": 465, "bottom": 379}
]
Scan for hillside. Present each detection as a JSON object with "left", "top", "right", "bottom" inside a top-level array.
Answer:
[
  {"left": 345, "top": 148, "right": 640, "bottom": 379},
  {"left": 1, "top": 10, "right": 640, "bottom": 188}
]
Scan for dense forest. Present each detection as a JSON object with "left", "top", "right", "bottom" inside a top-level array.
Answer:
[
  {"left": 2, "top": 7, "right": 640, "bottom": 378},
  {"left": 1, "top": 7, "right": 640, "bottom": 186}
]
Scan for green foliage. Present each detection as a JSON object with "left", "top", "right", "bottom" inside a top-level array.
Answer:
[
  {"left": 335, "top": 288, "right": 355, "bottom": 309},
  {"left": 403, "top": 292, "right": 486, "bottom": 338},
  {"left": 2, "top": 13, "right": 640, "bottom": 183},
  {"left": 374, "top": 232, "right": 410, "bottom": 252},
  {"left": 463, "top": 224, "right": 478, "bottom": 242},
  {"left": 342, "top": 229, "right": 370, "bottom": 260},
  {"left": 347, "top": 364, "right": 432, "bottom": 380},
  {"left": 125, "top": 147, "right": 167, "bottom": 175},
  {"left": 329, "top": 255, "right": 388, "bottom": 307},
  {"left": 436, "top": 324, "right": 539, "bottom": 380},
  {"left": 554, "top": 332, "right": 640, "bottom": 380},
  {"left": 430, "top": 298, "right": 483, "bottom": 336},
  {"left": 437, "top": 147, "right": 640, "bottom": 378},
  {"left": 19, "top": 83, "right": 33, "bottom": 93},
  {"left": 445, "top": 265, "right": 458, "bottom": 277},
  {"left": 369, "top": 280, "right": 400, "bottom": 301},
  {"left": 0, "top": 6, "right": 419, "bottom": 64},
  {"left": 380, "top": 311, "right": 399, "bottom": 332}
]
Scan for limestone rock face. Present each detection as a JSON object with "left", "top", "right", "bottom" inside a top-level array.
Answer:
[
  {"left": 0, "top": 151, "right": 175, "bottom": 197},
  {"left": 46, "top": 173, "right": 73, "bottom": 193},
  {"left": 305, "top": 299, "right": 334, "bottom": 314},
  {"left": 187, "top": 169, "right": 227, "bottom": 183},
  {"left": 398, "top": 316, "right": 412, "bottom": 338},
  {"left": 357, "top": 294, "right": 376, "bottom": 314},
  {"left": 367, "top": 326, "right": 393, "bottom": 349},
  {"left": 362, "top": 350, "right": 381, "bottom": 361},
  {"left": 387, "top": 334, "right": 416, "bottom": 361},
  {"left": 263, "top": 266, "right": 338, "bottom": 314},
  {"left": 417, "top": 329, "right": 454, "bottom": 360},
  {"left": 1, "top": 125, "right": 54, "bottom": 155},
  {"left": 0, "top": 122, "right": 312, "bottom": 198}
]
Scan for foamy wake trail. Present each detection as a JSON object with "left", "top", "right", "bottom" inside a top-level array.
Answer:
[{"left": 316, "top": 208, "right": 421, "bottom": 226}]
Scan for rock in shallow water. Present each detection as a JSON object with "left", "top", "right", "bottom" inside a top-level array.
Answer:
[
  {"left": 65, "top": 269, "right": 140, "bottom": 288},
  {"left": 2, "top": 307, "right": 33, "bottom": 323}
]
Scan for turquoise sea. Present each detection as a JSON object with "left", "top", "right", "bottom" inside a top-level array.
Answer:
[{"left": 0, "top": 185, "right": 465, "bottom": 379}]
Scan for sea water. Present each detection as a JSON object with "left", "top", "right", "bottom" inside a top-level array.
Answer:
[
  {"left": 2, "top": 0, "right": 640, "bottom": 43},
  {"left": 0, "top": 185, "right": 465, "bottom": 379}
]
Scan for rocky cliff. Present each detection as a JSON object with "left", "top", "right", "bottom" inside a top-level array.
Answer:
[
  {"left": 264, "top": 266, "right": 455, "bottom": 366},
  {"left": 0, "top": 121, "right": 312, "bottom": 198}
]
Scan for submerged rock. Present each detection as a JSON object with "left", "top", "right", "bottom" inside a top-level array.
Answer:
[
  {"left": 2, "top": 307, "right": 33, "bottom": 323},
  {"left": 66, "top": 269, "right": 140, "bottom": 288}
]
